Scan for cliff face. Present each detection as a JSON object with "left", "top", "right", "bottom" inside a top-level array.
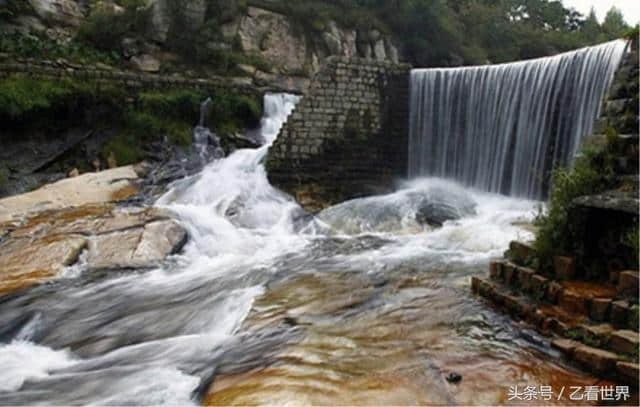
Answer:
[{"left": 11, "top": 0, "right": 401, "bottom": 93}]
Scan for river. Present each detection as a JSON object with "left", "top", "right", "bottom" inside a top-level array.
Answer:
[{"left": 0, "top": 94, "right": 600, "bottom": 405}]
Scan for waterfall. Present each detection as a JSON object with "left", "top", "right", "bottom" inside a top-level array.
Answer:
[{"left": 408, "top": 40, "right": 628, "bottom": 199}]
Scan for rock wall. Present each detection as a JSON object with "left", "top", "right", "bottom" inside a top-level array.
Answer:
[
  {"left": 220, "top": 4, "right": 401, "bottom": 93},
  {"left": 266, "top": 57, "right": 411, "bottom": 212},
  {"left": 0, "top": 60, "right": 263, "bottom": 98},
  {"left": 8, "top": 1, "right": 402, "bottom": 94}
]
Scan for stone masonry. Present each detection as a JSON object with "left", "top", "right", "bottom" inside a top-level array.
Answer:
[
  {"left": 266, "top": 56, "right": 411, "bottom": 212},
  {"left": 472, "top": 38, "right": 639, "bottom": 389}
]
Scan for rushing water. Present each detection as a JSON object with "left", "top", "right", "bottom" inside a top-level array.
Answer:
[
  {"left": 409, "top": 40, "right": 628, "bottom": 199},
  {"left": 0, "top": 94, "right": 602, "bottom": 405}
]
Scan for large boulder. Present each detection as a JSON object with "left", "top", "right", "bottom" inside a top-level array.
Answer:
[
  {"left": 0, "top": 204, "right": 188, "bottom": 294},
  {"left": 0, "top": 164, "right": 148, "bottom": 223},
  {"left": 88, "top": 219, "right": 187, "bottom": 270},
  {"left": 28, "top": 0, "right": 85, "bottom": 27},
  {"left": 317, "top": 183, "right": 477, "bottom": 235},
  {"left": 237, "top": 7, "right": 307, "bottom": 75}
]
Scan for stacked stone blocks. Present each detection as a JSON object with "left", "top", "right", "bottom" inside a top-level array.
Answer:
[{"left": 266, "top": 56, "right": 411, "bottom": 211}]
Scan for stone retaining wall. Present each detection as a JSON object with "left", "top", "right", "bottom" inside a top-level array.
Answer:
[
  {"left": 266, "top": 56, "right": 411, "bottom": 211},
  {"left": 0, "top": 61, "right": 268, "bottom": 98}
]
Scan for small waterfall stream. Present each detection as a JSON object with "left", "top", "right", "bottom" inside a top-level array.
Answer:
[
  {"left": 0, "top": 50, "right": 624, "bottom": 403},
  {"left": 409, "top": 40, "right": 627, "bottom": 199}
]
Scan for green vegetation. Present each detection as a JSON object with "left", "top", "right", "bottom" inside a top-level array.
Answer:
[
  {"left": 0, "top": 31, "right": 115, "bottom": 65},
  {"left": 534, "top": 142, "right": 616, "bottom": 271},
  {"left": 0, "top": 75, "right": 262, "bottom": 166},
  {"left": 0, "top": 74, "right": 123, "bottom": 122},
  {"left": 103, "top": 89, "right": 261, "bottom": 165},
  {"left": 76, "top": 0, "right": 151, "bottom": 53},
  {"left": 0, "top": 0, "right": 33, "bottom": 20},
  {"left": 252, "top": 0, "right": 633, "bottom": 66}
]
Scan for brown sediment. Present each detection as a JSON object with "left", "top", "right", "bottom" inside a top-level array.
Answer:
[
  {"left": 203, "top": 269, "right": 604, "bottom": 406},
  {"left": 0, "top": 269, "right": 57, "bottom": 295},
  {"left": 561, "top": 281, "right": 618, "bottom": 299},
  {"left": 110, "top": 184, "right": 139, "bottom": 201}
]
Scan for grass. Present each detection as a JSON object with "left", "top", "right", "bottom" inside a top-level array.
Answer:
[
  {"left": 0, "top": 31, "right": 116, "bottom": 65},
  {"left": 0, "top": 74, "right": 126, "bottom": 124},
  {"left": 0, "top": 73, "right": 263, "bottom": 167}
]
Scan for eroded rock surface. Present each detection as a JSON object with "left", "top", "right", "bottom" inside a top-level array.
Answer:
[
  {"left": 0, "top": 204, "right": 187, "bottom": 294},
  {"left": 0, "top": 164, "right": 148, "bottom": 223}
]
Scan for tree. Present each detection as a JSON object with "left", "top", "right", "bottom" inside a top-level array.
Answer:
[{"left": 601, "top": 6, "right": 629, "bottom": 39}]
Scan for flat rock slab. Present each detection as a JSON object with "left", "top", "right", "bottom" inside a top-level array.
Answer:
[
  {"left": 0, "top": 235, "right": 87, "bottom": 294},
  {"left": 0, "top": 165, "right": 147, "bottom": 223},
  {"left": 573, "top": 189, "right": 639, "bottom": 215},
  {"left": 87, "top": 220, "right": 187, "bottom": 270},
  {"left": 0, "top": 204, "right": 187, "bottom": 295}
]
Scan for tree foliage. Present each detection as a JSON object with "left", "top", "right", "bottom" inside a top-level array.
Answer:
[{"left": 267, "top": 0, "right": 633, "bottom": 66}]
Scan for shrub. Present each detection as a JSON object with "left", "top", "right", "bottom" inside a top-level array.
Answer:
[
  {"left": 0, "top": 31, "right": 114, "bottom": 65},
  {"left": 76, "top": 0, "right": 151, "bottom": 52},
  {"left": 534, "top": 143, "right": 616, "bottom": 271},
  {"left": 138, "top": 90, "right": 206, "bottom": 124},
  {"left": 0, "top": 74, "right": 126, "bottom": 126},
  {"left": 0, "top": 0, "right": 34, "bottom": 20}
]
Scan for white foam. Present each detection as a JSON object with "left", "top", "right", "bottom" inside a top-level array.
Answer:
[{"left": 0, "top": 341, "right": 76, "bottom": 392}]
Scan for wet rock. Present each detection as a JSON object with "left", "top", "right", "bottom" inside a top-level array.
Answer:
[
  {"left": 489, "top": 262, "right": 502, "bottom": 280},
  {"left": 611, "top": 300, "right": 630, "bottom": 328},
  {"left": 507, "top": 241, "right": 537, "bottom": 265},
  {"left": 616, "top": 361, "right": 639, "bottom": 386},
  {"left": 546, "top": 281, "right": 563, "bottom": 304},
  {"left": 530, "top": 274, "right": 548, "bottom": 299},
  {"left": 551, "top": 338, "right": 580, "bottom": 357},
  {"left": 87, "top": 220, "right": 187, "bottom": 270},
  {"left": 445, "top": 372, "right": 462, "bottom": 384},
  {"left": 628, "top": 305, "right": 639, "bottom": 331},
  {"left": 618, "top": 271, "right": 639, "bottom": 298},
  {"left": 502, "top": 263, "right": 517, "bottom": 286},
  {"left": 554, "top": 256, "right": 576, "bottom": 280},
  {"left": 516, "top": 267, "right": 535, "bottom": 292},
  {"left": 574, "top": 345, "right": 618, "bottom": 374},
  {"left": 559, "top": 290, "right": 588, "bottom": 315},
  {"left": 0, "top": 204, "right": 186, "bottom": 293},
  {"left": 609, "top": 330, "right": 639, "bottom": 355},
  {"left": 0, "top": 165, "right": 144, "bottom": 223},
  {"left": 590, "top": 298, "right": 612, "bottom": 322},
  {"left": 414, "top": 189, "right": 477, "bottom": 227},
  {"left": 0, "top": 235, "right": 86, "bottom": 294}
]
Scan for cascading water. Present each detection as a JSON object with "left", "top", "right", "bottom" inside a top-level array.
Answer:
[
  {"left": 0, "top": 91, "right": 608, "bottom": 405},
  {"left": 409, "top": 40, "right": 628, "bottom": 199}
]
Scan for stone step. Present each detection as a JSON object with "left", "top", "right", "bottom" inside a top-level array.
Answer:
[
  {"left": 618, "top": 270, "right": 639, "bottom": 299},
  {"left": 552, "top": 339, "right": 639, "bottom": 386},
  {"left": 473, "top": 275, "right": 639, "bottom": 364},
  {"left": 610, "top": 330, "right": 640, "bottom": 355},
  {"left": 480, "top": 266, "right": 638, "bottom": 328}
]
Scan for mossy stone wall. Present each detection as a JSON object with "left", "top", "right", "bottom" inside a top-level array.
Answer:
[{"left": 266, "top": 56, "right": 411, "bottom": 211}]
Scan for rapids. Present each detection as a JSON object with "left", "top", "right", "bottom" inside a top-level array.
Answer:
[{"left": 0, "top": 94, "right": 600, "bottom": 405}]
